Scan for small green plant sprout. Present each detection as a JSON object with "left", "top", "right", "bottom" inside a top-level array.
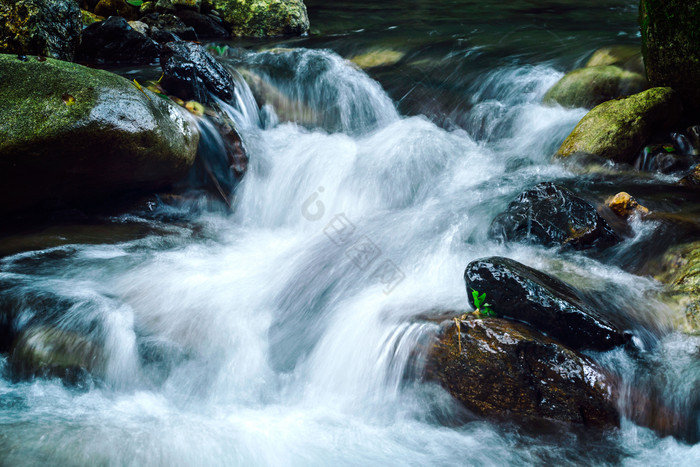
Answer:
[{"left": 471, "top": 289, "right": 496, "bottom": 317}]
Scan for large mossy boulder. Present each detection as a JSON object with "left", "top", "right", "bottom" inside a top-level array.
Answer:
[
  {"left": 489, "top": 182, "right": 620, "bottom": 251},
  {"left": 0, "top": 54, "right": 199, "bottom": 215},
  {"left": 464, "top": 257, "right": 629, "bottom": 351},
  {"left": 0, "top": 0, "right": 82, "bottom": 61},
  {"left": 555, "top": 87, "right": 682, "bottom": 163},
  {"left": 543, "top": 65, "right": 647, "bottom": 109},
  {"left": 202, "top": 0, "right": 309, "bottom": 37},
  {"left": 427, "top": 317, "right": 619, "bottom": 428},
  {"left": 640, "top": 0, "right": 700, "bottom": 118}
]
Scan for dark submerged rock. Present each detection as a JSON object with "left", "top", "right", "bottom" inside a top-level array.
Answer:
[
  {"left": 160, "top": 41, "right": 235, "bottom": 103},
  {"left": 464, "top": 257, "right": 628, "bottom": 351},
  {"left": 489, "top": 182, "right": 620, "bottom": 251},
  {"left": 640, "top": 0, "right": 700, "bottom": 119},
  {"left": 427, "top": 317, "right": 619, "bottom": 428},
  {"left": 0, "top": 54, "right": 199, "bottom": 215},
  {"left": 77, "top": 16, "right": 160, "bottom": 64},
  {"left": 10, "top": 326, "right": 102, "bottom": 383},
  {"left": 0, "top": 0, "right": 82, "bottom": 61},
  {"left": 176, "top": 8, "right": 229, "bottom": 38},
  {"left": 140, "top": 12, "right": 198, "bottom": 41}
]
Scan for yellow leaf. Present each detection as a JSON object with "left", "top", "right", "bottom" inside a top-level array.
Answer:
[{"left": 62, "top": 93, "right": 75, "bottom": 106}]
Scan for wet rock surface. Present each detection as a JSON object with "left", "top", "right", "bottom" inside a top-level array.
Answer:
[
  {"left": 0, "top": 0, "right": 82, "bottom": 61},
  {"left": 543, "top": 65, "right": 647, "bottom": 109},
  {"left": 140, "top": 12, "right": 198, "bottom": 41},
  {"left": 161, "top": 41, "right": 236, "bottom": 103},
  {"left": 77, "top": 16, "right": 160, "bottom": 64},
  {"left": 426, "top": 317, "right": 620, "bottom": 428},
  {"left": 176, "top": 8, "right": 229, "bottom": 38},
  {"left": 652, "top": 241, "right": 700, "bottom": 333},
  {"left": 464, "top": 256, "right": 628, "bottom": 351},
  {"left": 555, "top": 87, "right": 682, "bottom": 164},
  {"left": 10, "top": 326, "right": 102, "bottom": 383},
  {"left": 489, "top": 182, "right": 620, "bottom": 251},
  {"left": 0, "top": 54, "right": 199, "bottom": 215}
]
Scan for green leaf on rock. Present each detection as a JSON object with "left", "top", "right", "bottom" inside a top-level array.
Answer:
[
  {"left": 61, "top": 93, "right": 75, "bottom": 106},
  {"left": 126, "top": 0, "right": 143, "bottom": 6},
  {"left": 663, "top": 145, "right": 675, "bottom": 153}
]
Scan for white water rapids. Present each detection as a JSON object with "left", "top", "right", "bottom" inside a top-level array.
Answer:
[{"left": 1, "top": 48, "right": 699, "bottom": 465}]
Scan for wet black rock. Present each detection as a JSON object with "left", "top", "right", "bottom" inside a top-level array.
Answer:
[
  {"left": 77, "top": 16, "right": 160, "bottom": 64},
  {"left": 427, "top": 317, "right": 620, "bottom": 428},
  {"left": 464, "top": 256, "right": 628, "bottom": 351},
  {"left": 160, "top": 41, "right": 235, "bottom": 103},
  {"left": 489, "top": 182, "right": 620, "bottom": 251},
  {"left": 140, "top": 12, "right": 198, "bottom": 41},
  {"left": 176, "top": 9, "right": 229, "bottom": 38}
]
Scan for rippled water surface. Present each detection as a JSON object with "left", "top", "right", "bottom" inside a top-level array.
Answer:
[{"left": 2, "top": 1, "right": 700, "bottom": 465}]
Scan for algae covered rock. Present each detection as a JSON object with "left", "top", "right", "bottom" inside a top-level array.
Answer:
[
  {"left": 427, "top": 317, "right": 619, "bottom": 428},
  {"left": 640, "top": 0, "right": 700, "bottom": 118},
  {"left": 0, "top": 0, "right": 82, "bottom": 61},
  {"left": 543, "top": 65, "right": 647, "bottom": 109},
  {"left": 555, "top": 87, "right": 682, "bottom": 163},
  {"left": 585, "top": 45, "right": 644, "bottom": 75},
  {"left": 0, "top": 54, "right": 199, "bottom": 215},
  {"left": 654, "top": 241, "right": 700, "bottom": 333},
  {"left": 94, "top": 0, "right": 140, "bottom": 21},
  {"left": 203, "top": 0, "right": 309, "bottom": 37}
]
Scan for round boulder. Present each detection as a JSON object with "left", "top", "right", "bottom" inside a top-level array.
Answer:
[
  {"left": 427, "top": 317, "right": 620, "bottom": 428},
  {"left": 543, "top": 65, "right": 647, "bottom": 109},
  {"left": 0, "top": 54, "right": 199, "bottom": 215},
  {"left": 555, "top": 87, "right": 682, "bottom": 163}
]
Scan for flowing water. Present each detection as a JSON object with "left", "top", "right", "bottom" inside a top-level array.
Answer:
[{"left": 2, "top": 1, "right": 700, "bottom": 465}]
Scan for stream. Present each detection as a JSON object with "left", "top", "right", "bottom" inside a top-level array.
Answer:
[{"left": 1, "top": 1, "right": 700, "bottom": 465}]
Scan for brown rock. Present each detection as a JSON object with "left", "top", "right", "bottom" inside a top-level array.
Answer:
[
  {"left": 427, "top": 318, "right": 620, "bottom": 428},
  {"left": 606, "top": 192, "right": 650, "bottom": 218}
]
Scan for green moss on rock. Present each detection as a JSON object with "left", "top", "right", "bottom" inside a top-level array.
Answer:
[
  {"left": 640, "top": 0, "right": 700, "bottom": 118},
  {"left": 543, "top": 65, "right": 648, "bottom": 109},
  {"left": 0, "top": 54, "right": 199, "bottom": 215},
  {"left": 654, "top": 241, "right": 700, "bottom": 333},
  {"left": 0, "top": 0, "right": 82, "bottom": 61},
  {"left": 585, "top": 45, "right": 645, "bottom": 75},
  {"left": 204, "top": 0, "right": 309, "bottom": 37},
  {"left": 555, "top": 87, "right": 681, "bottom": 163}
]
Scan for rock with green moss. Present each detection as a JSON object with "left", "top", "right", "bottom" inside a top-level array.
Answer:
[
  {"left": 555, "top": 87, "right": 681, "bottom": 163},
  {"left": 10, "top": 326, "right": 103, "bottom": 382},
  {"left": 94, "top": 0, "right": 140, "bottom": 21},
  {"left": 426, "top": 317, "right": 619, "bottom": 428},
  {"left": 0, "top": 0, "right": 82, "bottom": 61},
  {"left": 203, "top": 0, "right": 309, "bottom": 37},
  {"left": 81, "top": 9, "right": 103, "bottom": 27},
  {"left": 0, "top": 54, "right": 199, "bottom": 215},
  {"left": 640, "top": 0, "right": 700, "bottom": 118},
  {"left": 585, "top": 45, "right": 645, "bottom": 75},
  {"left": 543, "top": 65, "right": 647, "bottom": 109},
  {"left": 653, "top": 241, "right": 700, "bottom": 333}
]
